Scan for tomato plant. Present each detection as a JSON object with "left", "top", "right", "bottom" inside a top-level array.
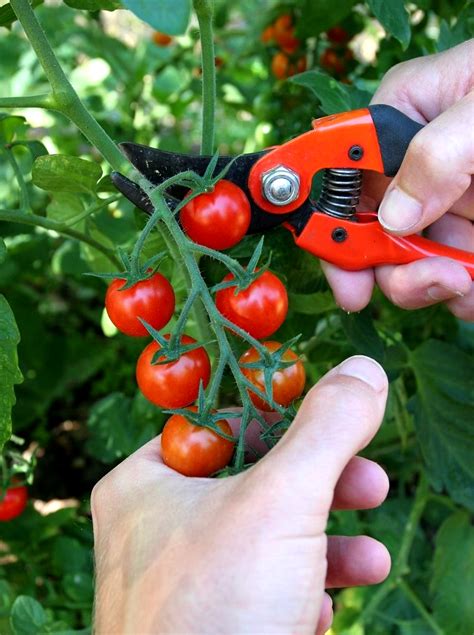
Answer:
[
  {"left": 0, "top": 0, "right": 473, "bottom": 632},
  {"left": 105, "top": 273, "right": 175, "bottom": 337},
  {"left": 216, "top": 270, "right": 288, "bottom": 339},
  {"left": 161, "top": 411, "right": 235, "bottom": 477},
  {"left": 180, "top": 180, "right": 251, "bottom": 250},
  {"left": 240, "top": 341, "right": 306, "bottom": 411},
  {"left": 136, "top": 335, "right": 211, "bottom": 408},
  {"left": 0, "top": 486, "right": 28, "bottom": 522}
]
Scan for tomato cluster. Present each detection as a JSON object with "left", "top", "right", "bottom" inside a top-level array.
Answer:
[
  {"left": 261, "top": 14, "right": 307, "bottom": 80},
  {"left": 320, "top": 25, "right": 354, "bottom": 80},
  {"left": 104, "top": 180, "right": 306, "bottom": 477}
]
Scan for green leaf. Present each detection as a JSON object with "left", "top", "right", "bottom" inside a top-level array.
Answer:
[
  {"left": 290, "top": 71, "right": 351, "bottom": 114},
  {"left": 0, "top": 114, "right": 26, "bottom": 143},
  {"left": 46, "top": 192, "right": 85, "bottom": 224},
  {"left": 0, "top": 295, "right": 23, "bottom": 450},
  {"left": 0, "top": 0, "right": 43, "bottom": 28},
  {"left": 367, "top": 0, "right": 411, "bottom": 48},
  {"left": 11, "top": 140, "right": 48, "bottom": 161},
  {"left": 64, "top": 0, "right": 121, "bottom": 10},
  {"left": 436, "top": 5, "right": 474, "bottom": 52},
  {"left": 86, "top": 392, "right": 161, "bottom": 463},
  {"left": 340, "top": 309, "right": 385, "bottom": 364},
  {"left": 121, "top": 0, "right": 191, "bottom": 35},
  {"left": 298, "top": 0, "right": 356, "bottom": 38},
  {"left": 410, "top": 340, "right": 474, "bottom": 510},
  {"left": 10, "top": 596, "right": 47, "bottom": 635},
  {"left": 289, "top": 291, "right": 336, "bottom": 315},
  {"left": 431, "top": 512, "right": 474, "bottom": 635},
  {"left": 32, "top": 155, "right": 102, "bottom": 194},
  {"left": 0, "top": 238, "right": 6, "bottom": 264}
]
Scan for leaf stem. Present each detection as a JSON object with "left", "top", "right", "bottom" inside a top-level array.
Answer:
[
  {"left": 0, "top": 208, "right": 119, "bottom": 268},
  {"left": 193, "top": 0, "right": 216, "bottom": 154},
  {"left": 399, "top": 581, "right": 444, "bottom": 635}
]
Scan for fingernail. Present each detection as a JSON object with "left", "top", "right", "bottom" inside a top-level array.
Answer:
[
  {"left": 379, "top": 187, "right": 423, "bottom": 232},
  {"left": 427, "top": 285, "right": 465, "bottom": 301},
  {"left": 337, "top": 356, "right": 387, "bottom": 392}
]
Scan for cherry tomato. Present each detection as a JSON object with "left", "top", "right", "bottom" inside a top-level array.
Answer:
[
  {"left": 152, "top": 31, "right": 173, "bottom": 46},
  {"left": 271, "top": 52, "right": 290, "bottom": 79},
  {"left": 105, "top": 273, "right": 175, "bottom": 337},
  {"left": 180, "top": 180, "right": 251, "bottom": 250},
  {"left": 161, "top": 410, "right": 235, "bottom": 477},
  {"left": 295, "top": 56, "right": 307, "bottom": 73},
  {"left": 320, "top": 47, "right": 345, "bottom": 75},
  {"left": 136, "top": 335, "right": 211, "bottom": 408},
  {"left": 216, "top": 271, "right": 288, "bottom": 339},
  {"left": 274, "top": 14, "right": 293, "bottom": 35},
  {"left": 261, "top": 25, "right": 275, "bottom": 43},
  {"left": 0, "top": 486, "right": 28, "bottom": 521},
  {"left": 240, "top": 341, "right": 306, "bottom": 411},
  {"left": 326, "top": 25, "right": 350, "bottom": 44}
]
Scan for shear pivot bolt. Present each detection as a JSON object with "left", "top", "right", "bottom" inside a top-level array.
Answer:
[{"left": 262, "top": 166, "right": 300, "bottom": 206}]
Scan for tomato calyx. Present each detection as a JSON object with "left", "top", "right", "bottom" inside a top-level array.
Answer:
[
  {"left": 87, "top": 247, "right": 168, "bottom": 290},
  {"left": 240, "top": 336, "right": 301, "bottom": 405},
  {"left": 164, "top": 405, "right": 237, "bottom": 444},
  {"left": 211, "top": 237, "right": 270, "bottom": 294},
  {"left": 141, "top": 328, "right": 212, "bottom": 365}
]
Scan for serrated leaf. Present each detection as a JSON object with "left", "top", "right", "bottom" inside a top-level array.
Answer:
[
  {"left": 122, "top": 0, "right": 191, "bottom": 35},
  {"left": 367, "top": 0, "right": 411, "bottom": 48},
  {"left": 64, "top": 0, "right": 121, "bottom": 10},
  {"left": 10, "top": 596, "right": 47, "bottom": 635},
  {"left": 410, "top": 340, "right": 474, "bottom": 510},
  {"left": 290, "top": 71, "right": 351, "bottom": 114},
  {"left": 0, "top": 295, "right": 23, "bottom": 450},
  {"left": 431, "top": 512, "right": 474, "bottom": 635},
  {"left": 32, "top": 155, "right": 102, "bottom": 194}
]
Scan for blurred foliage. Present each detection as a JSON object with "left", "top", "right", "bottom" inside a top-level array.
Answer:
[{"left": 0, "top": 0, "right": 473, "bottom": 633}]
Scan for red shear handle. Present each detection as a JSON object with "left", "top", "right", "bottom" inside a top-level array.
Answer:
[{"left": 291, "top": 213, "right": 474, "bottom": 279}]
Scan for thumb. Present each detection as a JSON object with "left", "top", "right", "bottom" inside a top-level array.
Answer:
[
  {"left": 258, "top": 356, "right": 388, "bottom": 513},
  {"left": 378, "top": 93, "right": 474, "bottom": 235}
]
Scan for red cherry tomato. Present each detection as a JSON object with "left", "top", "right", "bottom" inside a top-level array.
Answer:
[
  {"left": 0, "top": 486, "right": 28, "bottom": 521},
  {"left": 152, "top": 31, "right": 173, "bottom": 46},
  {"left": 180, "top": 180, "right": 251, "bottom": 250},
  {"left": 240, "top": 341, "right": 306, "bottom": 411},
  {"left": 105, "top": 273, "right": 175, "bottom": 337},
  {"left": 261, "top": 25, "right": 275, "bottom": 43},
  {"left": 136, "top": 335, "right": 211, "bottom": 409},
  {"left": 161, "top": 410, "right": 235, "bottom": 477},
  {"left": 320, "top": 48, "right": 345, "bottom": 75},
  {"left": 295, "top": 56, "right": 307, "bottom": 73},
  {"left": 274, "top": 14, "right": 293, "bottom": 35},
  {"left": 271, "top": 51, "right": 290, "bottom": 79},
  {"left": 216, "top": 271, "right": 288, "bottom": 339},
  {"left": 326, "top": 26, "right": 350, "bottom": 44}
]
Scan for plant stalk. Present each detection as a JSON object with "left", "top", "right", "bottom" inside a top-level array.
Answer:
[{"left": 193, "top": 0, "right": 216, "bottom": 154}]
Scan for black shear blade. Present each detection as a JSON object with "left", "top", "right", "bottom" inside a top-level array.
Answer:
[{"left": 112, "top": 143, "right": 311, "bottom": 234}]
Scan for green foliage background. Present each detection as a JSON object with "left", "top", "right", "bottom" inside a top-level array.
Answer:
[{"left": 0, "top": 0, "right": 473, "bottom": 633}]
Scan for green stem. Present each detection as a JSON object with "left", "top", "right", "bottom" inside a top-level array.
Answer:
[
  {"left": 360, "top": 473, "right": 430, "bottom": 623},
  {"left": 399, "top": 581, "right": 444, "bottom": 635},
  {"left": 9, "top": 0, "right": 124, "bottom": 171},
  {"left": 4, "top": 149, "right": 30, "bottom": 211},
  {"left": 0, "top": 208, "right": 119, "bottom": 268},
  {"left": 0, "top": 94, "right": 55, "bottom": 109},
  {"left": 193, "top": 0, "right": 216, "bottom": 154}
]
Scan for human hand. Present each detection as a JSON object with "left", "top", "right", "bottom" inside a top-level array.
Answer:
[
  {"left": 92, "top": 356, "right": 391, "bottom": 634},
  {"left": 322, "top": 41, "right": 474, "bottom": 320}
]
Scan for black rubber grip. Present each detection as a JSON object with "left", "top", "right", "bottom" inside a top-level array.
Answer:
[{"left": 368, "top": 104, "right": 424, "bottom": 177}]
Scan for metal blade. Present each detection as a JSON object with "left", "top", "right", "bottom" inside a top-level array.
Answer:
[{"left": 113, "top": 142, "right": 311, "bottom": 234}]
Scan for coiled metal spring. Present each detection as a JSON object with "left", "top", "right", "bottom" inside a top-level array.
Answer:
[{"left": 317, "top": 168, "right": 363, "bottom": 219}]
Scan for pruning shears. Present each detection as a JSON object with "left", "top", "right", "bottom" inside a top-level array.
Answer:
[{"left": 111, "top": 105, "right": 474, "bottom": 278}]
